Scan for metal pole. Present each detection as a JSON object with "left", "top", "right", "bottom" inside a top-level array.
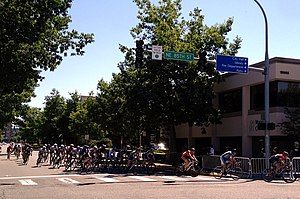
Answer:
[{"left": 254, "top": 0, "right": 270, "bottom": 159}]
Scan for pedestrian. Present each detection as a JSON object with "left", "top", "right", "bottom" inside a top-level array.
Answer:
[
  {"left": 290, "top": 141, "right": 300, "bottom": 158},
  {"left": 208, "top": 145, "right": 214, "bottom": 156}
]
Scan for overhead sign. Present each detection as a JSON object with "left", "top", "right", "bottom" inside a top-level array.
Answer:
[
  {"left": 216, "top": 55, "right": 248, "bottom": 74},
  {"left": 164, "top": 51, "right": 194, "bottom": 62},
  {"left": 152, "top": 45, "right": 163, "bottom": 60}
]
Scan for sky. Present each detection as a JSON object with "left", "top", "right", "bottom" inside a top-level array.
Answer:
[{"left": 28, "top": 0, "right": 300, "bottom": 108}]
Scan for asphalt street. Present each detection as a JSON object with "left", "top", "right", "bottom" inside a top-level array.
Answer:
[{"left": 0, "top": 144, "right": 300, "bottom": 199}]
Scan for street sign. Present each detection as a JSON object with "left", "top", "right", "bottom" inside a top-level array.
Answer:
[
  {"left": 152, "top": 45, "right": 163, "bottom": 60},
  {"left": 164, "top": 51, "right": 194, "bottom": 62},
  {"left": 216, "top": 55, "right": 248, "bottom": 74}
]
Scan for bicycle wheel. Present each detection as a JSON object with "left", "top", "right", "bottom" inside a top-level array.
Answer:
[
  {"left": 146, "top": 163, "right": 156, "bottom": 175},
  {"left": 175, "top": 164, "right": 184, "bottom": 176},
  {"left": 212, "top": 166, "right": 223, "bottom": 179},
  {"left": 262, "top": 169, "right": 274, "bottom": 182},
  {"left": 283, "top": 169, "right": 297, "bottom": 183},
  {"left": 229, "top": 167, "right": 243, "bottom": 180}
]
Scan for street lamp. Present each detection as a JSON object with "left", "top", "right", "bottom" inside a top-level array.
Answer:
[{"left": 253, "top": 0, "right": 270, "bottom": 159}]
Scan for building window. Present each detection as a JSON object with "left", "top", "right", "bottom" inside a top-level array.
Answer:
[
  {"left": 250, "top": 81, "right": 300, "bottom": 110},
  {"left": 219, "top": 88, "right": 242, "bottom": 113},
  {"left": 277, "top": 81, "right": 300, "bottom": 107}
]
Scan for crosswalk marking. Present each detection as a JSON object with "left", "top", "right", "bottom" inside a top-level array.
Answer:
[
  {"left": 57, "top": 178, "right": 80, "bottom": 184},
  {"left": 95, "top": 177, "right": 119, "bottom": 183},
  {"left": 160, "top": 176, "right": 188, "bottom": 181},
  {"left": 128, "top": 176, "right": 157, "bottom": 182},
  {"left": 19, "top": 179, "right": 38, "bottom": 186}
]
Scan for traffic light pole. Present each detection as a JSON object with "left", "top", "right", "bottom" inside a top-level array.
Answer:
[{"left": 254, "top": 0, "right": 270, "bottom": 160}]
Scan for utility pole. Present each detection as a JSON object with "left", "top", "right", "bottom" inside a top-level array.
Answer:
[{"left": 254, "top": 0, "right": 270, "bottom": 159}]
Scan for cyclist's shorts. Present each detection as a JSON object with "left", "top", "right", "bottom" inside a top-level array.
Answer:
[
  {"left": 269, "top": 156, "right": 279, "bottom": 164},
  {"left": 220, "top": 156, "right": 230, "bottom": 165}
]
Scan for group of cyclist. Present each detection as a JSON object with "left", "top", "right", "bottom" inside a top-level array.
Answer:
[
  {"left": 181, "top": 146, "right": 292, "bottom": 175},
  {"left": 5, "top": 141, "right": 296, "bottom": 177},
  {"left": 22, "top": 143, "right": 156, "bottom": 173},
  {"left": 6, "top": 142, "right": 33, "bottom": 164}
]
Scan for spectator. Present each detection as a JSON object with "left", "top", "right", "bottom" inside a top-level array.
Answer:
[
  {"left": 290, "top": 141, "right": 300, "bottom": 158},
  {"left": 208, "top": 145, "right": 215, "bottom": 155}
]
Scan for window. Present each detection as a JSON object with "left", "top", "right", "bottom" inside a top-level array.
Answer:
[
  {"left": 219, "top": 88, "right": 242, "bottom": 113},
  {"left": 277, "top": 81, "right": 300, "bottom": 107},
  {"left": 250, "top": 81, "right": 300, "bottom": 110}
]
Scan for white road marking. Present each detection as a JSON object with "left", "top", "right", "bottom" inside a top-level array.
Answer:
[
  {"left": 95, "top": 177, "right": 119, "bottom": 183},
  {"left": 160, "top": 176, "right": 188, "bottom": 181},
  {"left": 193, "top": 176, "right": 218, "bottom": 181},
  {"left": 0, "top": 174, "right": 81, "bottom": 180},
  {"left": 128, "top": 176, "right": 157, "bottom": 182},
  {"left": 19, "top": 179, "right": 38, "bottom": 186},
  {"left": 57, "top": 178, "right": 80, "bottom": 184}
]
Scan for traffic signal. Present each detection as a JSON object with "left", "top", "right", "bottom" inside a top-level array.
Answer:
[
  {"left": 257, "top": 122, "right": 276, "bottom": 130},
  {"left": 135, "top": 40, "right": 144, "bottom": 68},
  {"left": 197, "top": 51, "right": 207, "bottom": 71}
]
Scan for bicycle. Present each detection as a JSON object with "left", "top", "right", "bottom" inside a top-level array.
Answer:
[
  {"left": 213, "top": 161, "right": 244, "bottom": 180},
  {"left": 262, "top": 161, "right": 297, "bottom": 183},
  {"left": 176, "top": 160, "right": 200, "bottom": 177}
]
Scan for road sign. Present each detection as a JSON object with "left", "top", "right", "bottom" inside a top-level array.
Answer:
[
  {"left": 152, "top": 45, "right": 163, "bottom": 60},
  {"left": 164, "top": 51, "right": 194, "bottom": 62},
  {"left": 216, "top": 55, "right": 248, "bottom": 74}
]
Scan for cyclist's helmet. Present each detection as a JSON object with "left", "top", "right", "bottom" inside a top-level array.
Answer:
[
  {"left": 283, "top": 151, "right": 289, "bottom": 156},
  {"left": 190, "top": 148, "right": 195, "bottom": 152},
  {"left": 232, "top": 148, "right": 237, "bottom": 153}
]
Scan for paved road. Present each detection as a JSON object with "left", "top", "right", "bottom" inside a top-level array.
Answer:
[{"left": 0, "top": 144, "right": 300, "bottom": 199}]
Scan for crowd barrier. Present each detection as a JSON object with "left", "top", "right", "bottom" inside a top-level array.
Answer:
[
  {"left": 199, "top": 155, "right": 300, "bottom": 179},
  {"left": 292, "top": 157, "right": 300, "bottom": 175},
  {"left": 250, "top": 158, "right": 268, "bottom": 177},
  {"left": 201, "top": 155, "right": 221, "bottom": 171},
  {"left": 236, "top": 156, "right": 251, "bottom": 178}
]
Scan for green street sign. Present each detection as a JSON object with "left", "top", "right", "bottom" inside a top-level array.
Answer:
[{"left": 164, "top": 51, "right": 194, "bottom": 62}]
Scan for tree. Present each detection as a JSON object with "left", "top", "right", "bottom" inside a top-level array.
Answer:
[
  {"left": 41, "top": 89, "right": 66, "bottom": 144},
  {"left": 280, "top": 108, "right": 300, "bottom": 140},
  {"left": 17, "top": 107, "right": 44, "bottom": 143},
  {"left": 0, "top": 0, "right": 94, "bottom": 129},
  {"left": 117, "top": 0, "right": 241, "bottom": 153},
  {"left": 0, "top": 81, "right": 36, "bottom": 129}
]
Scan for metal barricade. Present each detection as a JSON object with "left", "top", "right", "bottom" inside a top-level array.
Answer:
[
  {"left": 250, "top": 158, "right": 268, "bottom": 177},
  {"left": 236, "top": 157, "right": 251, "bottom": 178},
  {"left": 292, "top": 157, "right": 300, "bottom": 177},
  {"left": 201, "top": 155, "right": 221, "bottom": 171}
]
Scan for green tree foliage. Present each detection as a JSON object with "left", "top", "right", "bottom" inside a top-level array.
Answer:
[
  {"left": 0, "top": 81, "right": 36, "bottom": 129},
  {"left": 17, "top": 107, "right": 43, "bottom": 143},
  {"left": 115, "top": 0, "right": 242, "bottom": 150},
  {"left": 41, "top": 89, "right": 66, "bottom": 144},
  {"left": 280, "top": 108, "right": 300, "bottom": 140},
  {"left": 0, "top": 0, "right": 94, "bottom": 129}
]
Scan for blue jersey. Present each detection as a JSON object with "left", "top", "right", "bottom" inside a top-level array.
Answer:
[{"left": 221, "top": 151, "right": 234, "bottom": 159}]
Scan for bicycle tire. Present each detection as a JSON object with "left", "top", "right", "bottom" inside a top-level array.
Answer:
[
  {"left": 146, "top": 163, "right": 156, "bottom": 175},
  {"left": 212, "top": 166, "right": 223, "bottom": 179},
  {"left": 262, "top": 169, "right": 274, "bottom": 182},
  {"left": 283, "top": 169, "right": 297, "bottom": 183},
  {"left": 229, "top": 167, "right": 243, "bottom": 180},
  {"left": 175, "top": 164, "right": 184, "bottom": 176}
]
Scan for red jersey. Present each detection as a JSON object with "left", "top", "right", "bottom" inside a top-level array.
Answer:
[{"left": 182, "top": 150, "right": 193, "bottom": 159}]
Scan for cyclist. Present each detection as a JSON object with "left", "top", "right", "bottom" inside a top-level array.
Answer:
[
  {"left": 220, "top": 148, "right": 237, "bottom": 173},
  {"left": 181, "top": 148, "right": 198, "bottom": 171},
  {"left": 269, "top": 151, "right": 289, "bottom": 174}
]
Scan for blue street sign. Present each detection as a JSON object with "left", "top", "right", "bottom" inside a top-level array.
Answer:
[{"left": 216, "top": 55, "right": 248, "bottom": 74}]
